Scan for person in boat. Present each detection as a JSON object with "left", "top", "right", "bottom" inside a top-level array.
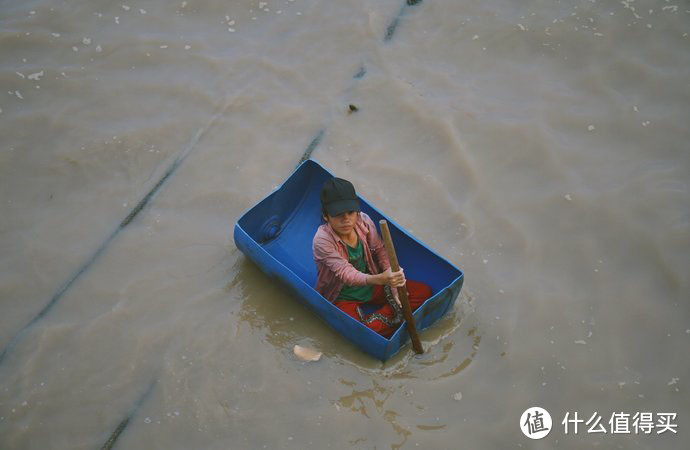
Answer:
[{"left": 312, "top": 177, "right": 432, "bottom": 338}]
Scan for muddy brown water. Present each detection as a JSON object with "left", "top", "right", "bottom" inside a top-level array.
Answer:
[{"left": 1, "top": 0, "right": 688, "bottom": 448}]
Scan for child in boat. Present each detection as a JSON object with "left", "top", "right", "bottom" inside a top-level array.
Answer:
[{"left": 312, "top": 177, "right": 432, "bottom": 338}]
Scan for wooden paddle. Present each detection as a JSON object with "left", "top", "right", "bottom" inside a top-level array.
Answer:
[{"left": 379, "top": 220, "right": 424, "bottom": 354}]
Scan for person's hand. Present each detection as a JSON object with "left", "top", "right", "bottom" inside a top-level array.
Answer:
[{"left": 381, "top": 267, "right": 405, "bottom": 288}]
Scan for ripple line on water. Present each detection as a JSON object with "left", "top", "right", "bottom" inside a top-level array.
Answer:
[
  {"left": 101, "top": 378, "right": 157, "bottom": 450},
  {"left": 0, "top": 108, "right": 215, "bottom": 366},
  {"left": 385, "top": 0, "right": 424, "bottom": 42}
]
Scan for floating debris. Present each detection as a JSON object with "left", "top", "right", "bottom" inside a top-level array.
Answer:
[
  {"left": 28, "top": 71, "right": 43, "bottom": 81},
  {"left": 574, "top": 340, "right": 587, "bottom": 345},
  {"left": 348, "top": 104, "right": 359, "bottom": 113},
  {"left": 564, "top": 194, "right": 573, "bottom": 201},
  {"left": 453, "top": 392, "right": 463, "bottom": 401},
  {"left": 668, "top": 377, "right": 679, "bottom": 386},
  {"left": 588, "top": 124, "right": 595, "bottom": 131},
  {"left": 294, "top": 345, "right": 322, "bottom": 362}
]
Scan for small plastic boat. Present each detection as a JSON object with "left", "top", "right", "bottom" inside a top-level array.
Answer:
[{"left": 233, "top": 160, "right": 464, "bottom": 360}]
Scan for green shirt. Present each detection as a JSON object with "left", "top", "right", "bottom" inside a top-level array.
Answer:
[{"left": 337, "top": 238, "right": 374, "bottom": 302}]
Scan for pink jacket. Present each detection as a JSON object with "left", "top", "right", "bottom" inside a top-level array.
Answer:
[{"left": 312, "top": 212, "right": 391, "bottom": 302}]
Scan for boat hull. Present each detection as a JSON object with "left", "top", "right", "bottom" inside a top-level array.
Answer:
[{"left": 233, "top": 160, "right": 464, "bottom": 360}]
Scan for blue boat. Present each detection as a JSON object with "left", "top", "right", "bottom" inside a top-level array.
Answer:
[{"left": 233, "top": 160, "right": 464, "bottom": 360}]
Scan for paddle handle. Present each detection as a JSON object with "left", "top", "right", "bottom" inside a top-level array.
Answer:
[{"left": 379, "top": 220, "right": 424, "bottom": 354}]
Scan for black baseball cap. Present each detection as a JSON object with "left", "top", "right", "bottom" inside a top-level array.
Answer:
[{"left": 321, "top": 177, "right": 361, "bottom": 217}]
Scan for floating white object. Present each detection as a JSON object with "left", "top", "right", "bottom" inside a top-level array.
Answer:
[{"left": 294, "top": 345, "right": 322, "bottom": 362}]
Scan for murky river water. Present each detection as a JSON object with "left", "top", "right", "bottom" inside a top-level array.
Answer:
[{"left": 1, "top": 0, "right": 688, "bottom": 448}]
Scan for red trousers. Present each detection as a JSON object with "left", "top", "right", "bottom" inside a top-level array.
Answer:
[{"left": 335, "top": 280, "right": 432, "bottom": 338}]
